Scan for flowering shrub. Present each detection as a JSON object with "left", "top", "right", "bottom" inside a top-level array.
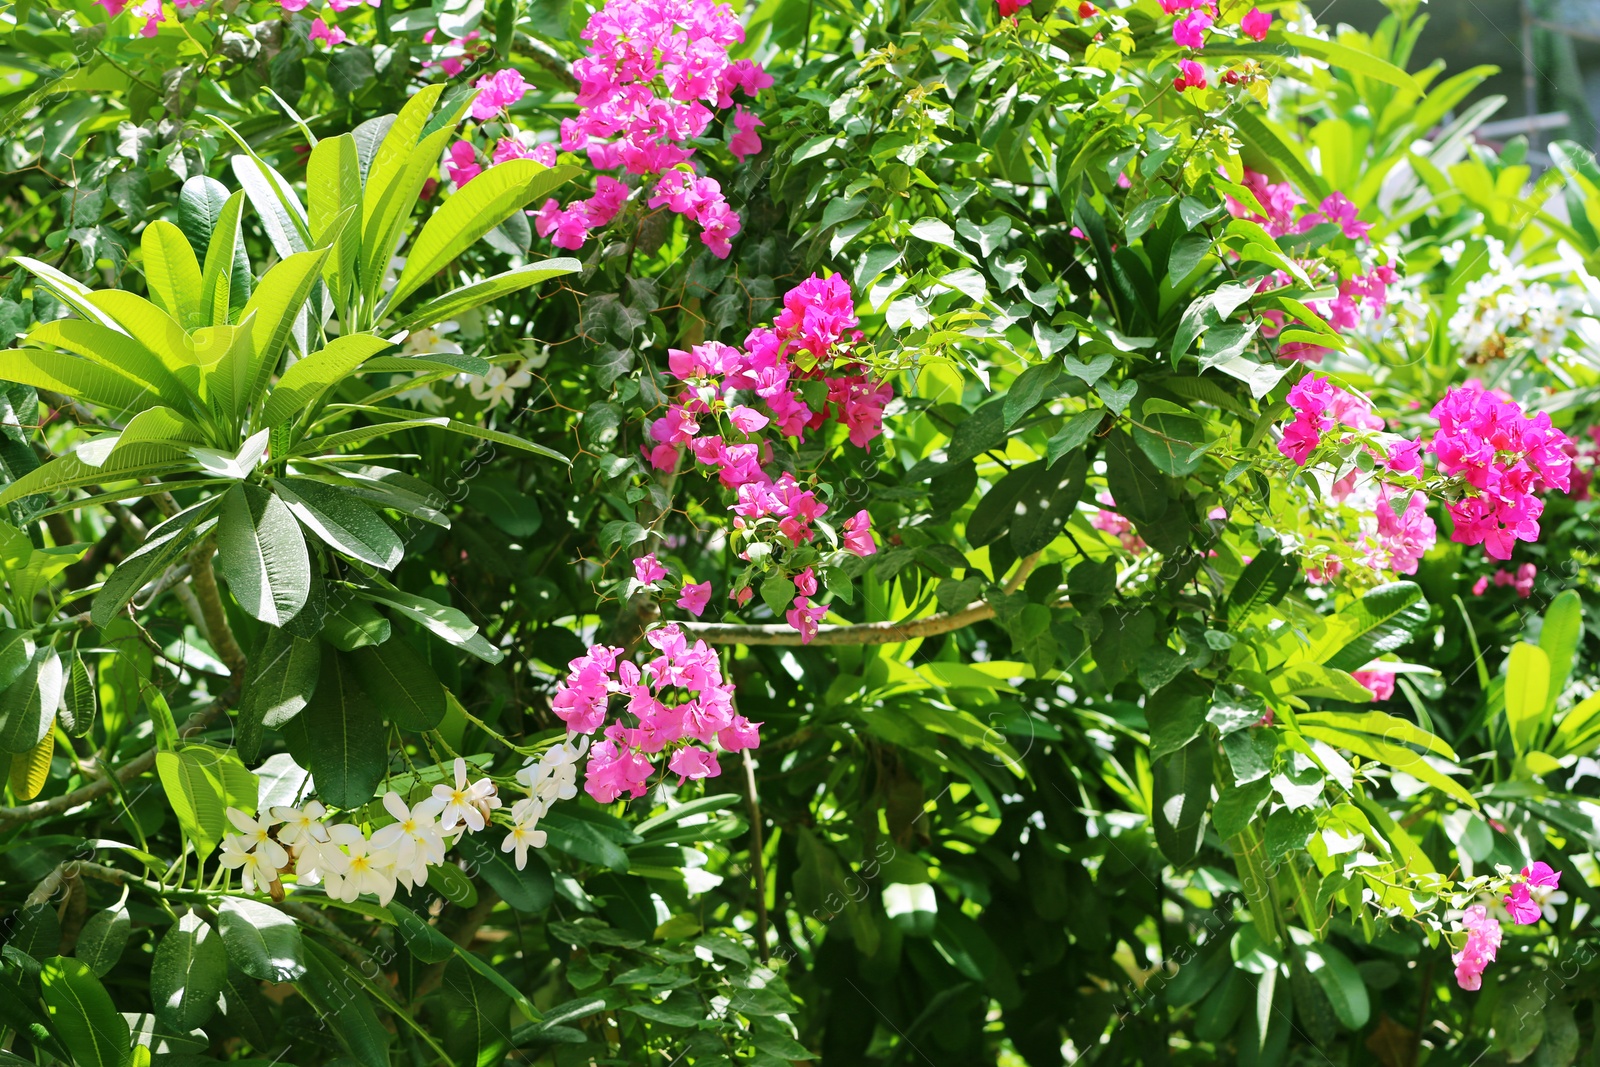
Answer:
[{"left": 0, "top": 0, "right": 1599, "bottom": 1064}]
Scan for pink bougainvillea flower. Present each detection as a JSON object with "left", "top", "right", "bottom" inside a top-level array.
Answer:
[
  {"left": 668, "top": 746, "right": 721, "bottom": 783},
  {"left": 1504, "top": 882, "right": 1541, "bottom": 925},
  {"left": 786, "top": 596, "right": 826, "bottom": 643},
  {"left": 1525, "top": 861, "right": 1561, "bottom": 888},
  {"left": 1172, "top": 10, "right": 1212, "bottom": 48},
  {"left": 729, "top": 105, "right": 765, "bottom": 162},
  {"left": 446, "top": 141, "right": 481, "bottom": 186},
  {"left": 309, "top": 16, "right": 345, "bottom": 46},
  {"left": 676, "top": 581, "right": 712, "bottom": 617},
  {"left": 1173, "top": 58, "right": 1207, "bottom": 91},
  {"left": 470, "top": 68, "right": 529, "bottom": 120},
  {"left": 1240, "top": 6, "right": 1271, "bottom": 40},
  {"left": 997, "top": 0, "right": 1031, "bottom": 15},
  {"left": 842, "top": 509, "right": 877, "bottom": 556},
  {"left": 1352, "top": 669, "right": 1396, "bottom": 702},
  {"left": 131, "top": 0, "right": 162, "bottom": 35},
  {"left": 633, "top": 553, "right": 667, "bottom": 585},
  {"left": 1386, "top": 437, "right": 1425, "bottom": 476}
]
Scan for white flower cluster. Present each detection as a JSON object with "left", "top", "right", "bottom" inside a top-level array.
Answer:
[
  {"left": 218, "top": 742, "right": 588, "bottom": 904},
  {"left": 1443, "top": 237, "right": 1590, "bottom": 361}
]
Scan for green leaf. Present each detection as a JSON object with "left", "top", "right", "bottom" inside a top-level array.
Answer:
[
  {"left": 303, "top": 650, "right": 386, "bottom": 809},
  {"left": 1505, "top": 642, "right": 1550, "bottom": 757},
  {"left": 214, "top": 897, "right": 306, "bottom": 983},
  {"left": 58, "top": 650, "right": 97, "bottom": 737},
  {"left": 216, "top": 483, "right": 312, "bottom": 626},
  {"left": 1316, "top": 582, "right": 1430, "bottom": 673},
  {"left": 1213, "top": 778, "right": 1272, "bottom": 841},
  {"left": 1104, "top": 430, "right": 1169, "bottom": 525},
  {"left": 1152, "top": 735, "right": 1212, "bottom": 868},
  {"left": 40, "top": 956, "right": 131, "bottom": 1067},
  {"left": 307, "top": 133, "right": 363, "bottom": 307},
  {"left": 1299, "top": 724, "right": 1476, "bottom": 808},
  {"left": 439, "top": 956, "right": 513, "bottom": 1067},
  {"left": 91, "top": 504, "right": 217, "bottom": 628},
  {"left": 1010, "top": 451, "right": 1087, "bottom": 556},
  {"left": 349, "top": 637, "right": 445, "bottom": 731},
  {"left": 177, "top": 176, "right": 230, "bottom": 253},
  {"left": 321, "top": 599, "right": 392, "bottom": 650},
  {"left": 140, "top": 220, "right": 203, "bottom": 329},
  {"left": 259, "top": 334, "right": 393, "bottom": 428},
  {"left": 389, "top": 160, "right": 580, "bottom": 309},
  {"left": 541, "top": 809, "right": 632, "bottom": 871},
  {"left": 149, "top": 911, "right": 228, "bottom": 1030},
  {"left": 74, "top": 906, "right": 130, "bottom": 978},
  {"left": 1284, "top": 31, "right": 1422, "bottom": 93},
  {"left": 386, "top": 901, "right": 455, "bottom": 963},
  {"left": 239, "top": 247, "right": 333, "bottom": 411},
  {"left": 296, "top": 939, "right": 393, "bottom": 1067},
  {"left": 426, "top": 861, "right": 479, "bottom": 907},
  {"left": 8, "top": 728, "right": 51, "bottom": 799},
  {"left": 235, "top": 628, "right": 321, "bottom": 763},
  {"left": 198, "top": 190, "right": 248, "bottom": 327},
  {"left": 274, "top": 476, "right": 403, "bottom": 569},
  {"left": 10, "top": 256, "right": 121, "bottom": 330},
  {"left": 232, "top": 154, "right": 310, "bottom": 260},
  {"left": 395, "top": 259, "right": 580, "bottom": 332},
  {"left": 1540, "top": 590, "right": 1582, "bottom": 718},
  {"left": 156, "top": 743, "right": 256, "bottom": 861},
  {"left": 1295, "top": 711, "right": 1457, "bottom": 761},
  {"left": 0, "top": 347, "right": 165, "bottom": 417},
  {"left": 0, "top": 645, "right": 63, "bottom": 754},
  {"left": 1133, "top": 411, "right": 1206, "bottom": 476}
]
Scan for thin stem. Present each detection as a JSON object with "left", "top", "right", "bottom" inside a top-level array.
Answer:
[{"left": 186, "top": 539, "right": 247, "bottom": 678}]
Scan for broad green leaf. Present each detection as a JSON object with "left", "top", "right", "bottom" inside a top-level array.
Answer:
[
  {"left": 215, "top": 483, "right": 312, "bottom": 626},
  {"left": 457, "top": 831, "right": 555, "bottom": 910},
  {"left": 356, "top": 585, "right": 478, "bottom": 644},
  {"left": 1297, "top": 711, "right": 1457, "bottom": 761},
  {"left": 0, "top": 646, "right": 63, "bottom": 754},
  {"left": 1151, "top": 735, "right": 1213, "bottom": 867},
  {"left": 303, "top": 650, "right": 386, "bottom": 809},
  {"left": 232, "top": 154, "right": 310, "bottom": 260},
  {"left": 274, "top": 476, "right": 403, "bottom": 568},
  {"left": 0, "top": 347, "right": 164, "bottom": 418},
  {"left": 1285, "top": 32, "right": 1423, "bottom": 93},
  {"left": 1104, "top": 429, "right": 1169, "bottom": 525},
  {"left": 349, "top": 637, "right": 445, "bottom": 731},
  {"left": 28, "top": 318, "right": 194, "bottom": 413},
  {"left": 1300, "top": 942, "right": 1369, "bottom": 1030},
  {"left": 75, "top": 906, "right": 130, "bottom": 978},
  {"left": 39, "top": 956, "right": 131, "bottom": 1067},
  {"left": 362, "top": 83, "right": 446, "bottom": 233},
  {"left": 321, "top": 599, "right": 392, "bottom": 650},
  {"left": 0, "top": 629, "right": 34, "bottom": 691},
  {"left": 307, "top": 134, "right": 363, "bottom": 305},
  {"left": 10, "top": 256, "right": 121, "bottom": 329},
  {"left": 1505, "top": 642, "right": 1550, "bottom": 757},
  {"left": 141, "top": 220, "right": 203, "bottom": 329},
  {"left": 363, "top": 123, "right": 461, "bottom": 303},
  {"left": 1270, "top": 663, "right": 1374, "bottom": 703},
  {"left": 425, "top": 861, "right": 479, "bottom": 907},
  {"left": 394, "top": 258, "right": 581, "bottom": 332},
  {"left": 85, "top": 290, "right": 193, "bottom": 371},
  {"left": 149, "top": 912, "right": 228, "bottom": 1030},
  {"left": 90, "top": 506, "right": 217, "bottom": 628},
  {"left": 260, "top": 334, "right": 393, "bottom": 428},
  {"left": 1553, "top": 692, "right": 1600, "bottom": 757},
  {"left": 235, "top": 628, "right": 321, "bottom": 763},
  {"left": 388, "top": 160, "right": 580, "bottom": 308},
  {"left": 1315, "top": 582, "right": 1430, "bottom": 673},
  {"left": 439, "top": 956, "right": 513, "bottom": 1067},
  {"left": 97, "top": 407, "right": 207, "bottom": 469},
  {"left": 177, "top": 175, "right": 230, "bottom": 253},
  {"left": 387, "top": 901, "right": 455, "bottom": 963},
  {"left": 1540, "top": 590, "right": 1582, "bottom": 717},
  {"left": 8, "top": 726, "right": 52, "bottom": 799},
  {"left": 1133, "top": 411, "right": 1206, "bottom": 476},
  {"left": 214, "top": 897, "right": 306, "bottom": 983},
  {"left": 156, "top": 743, "right": 256, "bottom": 861},
  {"left": 296, "top": 940, "right": 393, "bottom": 1067}
]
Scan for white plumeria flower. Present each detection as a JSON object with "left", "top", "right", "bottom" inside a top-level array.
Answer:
[
  {"left": 401, "top": 321, "right": 463, "bottom": 357},
  {"left": 219, "top": 836, "right": 276, "bottom": 894},
  {"left": 395, "top": 379, "right": 447, "bottom": 413},
  {"left": 323, "top": 825, "right": 401, "bottom": 906},
  {"left": 468, "top": 363, "right": 532, "bottom": 410},
  {"left": 370, "top": 791, "right": 448, "bottom": 871},
  {"left": 501, "top": 809, "right": 547, "bottom": 871},
  {"left": 517, "top": 736, "right": 588, "bottom": 813},
  {"left": 225, "top": 807, "right": 289, "bottom": 870},
  {"left": 270, "top": 801, "right": 330, "bottom": 848},
  {"left": 294, "top": 829, "right": 353, "bottom": 886},
  {"left": 432, "top": 758, "right": 501, "bottom": 833}
]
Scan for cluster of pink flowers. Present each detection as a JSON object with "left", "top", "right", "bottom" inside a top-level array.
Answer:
[
  {"left": 96, "top": 0, "right": 164, "bottom": 36},
  {"left": 641, "top": 275, "right": 884, "bottom": 641},
  {"left": 534, "top": 0, "right": 771, "bottom": 255},
  {"left": 1364, "top": 488, "right": 1436, "bottom": 576},
  {"left": 552, "top": 624, "right": 760, "bottom": 802},
  {"left": 1163, "top": 0, "right": 1271, "bottom": 91},
  {"left": 1471, "top": 562, "right": 1537, "bottom": 598},
  {"left": 1452, "top": 904, "right": 1502, "bottom": 991},
  {"left": 996, "top": 0, "right": 1031, "bottom": 16},
  {"left": 1277, "top": 374, "right": 1342, "bottom": 465},
  {"left": 443, "top": 70, "right": 559, "bottom": 189},
  {"left": 1090, "top": 494, "right": 1147, "bottom": 553},
  {"left": 1430, "top": 383, "right": 1572, "bottom": 559}
]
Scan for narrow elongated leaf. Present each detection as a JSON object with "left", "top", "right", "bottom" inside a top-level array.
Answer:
[
  {"left": 1299, "top": 942, "right": 1370, "bottom": 1029},
  {"left": 177, "top": 175, "right": 230, "bottom": 253},
  {"left": 1296, "top": 711, "right": 1456, "bottom": 760},
  {"left": 239, "top": 248, "right": 333, "bottom": 412},
  {"left": 396, "top": 259, "right": 581, "bottom": 331},
  {"left": 10, "top": 256, "right": 120, "bottom": 329},
  {"left": 149, "top": 912, "right": 228, "bottom": 1030},
  {"left": 296, "top": 940, "right": 393, "bottom": 1067},
  {"left": 98, "top": 407, "right": 207, "bottom": 469},
  {"left": 350, "top": 638, "right": 445, "bottom": 730},
  {"left": 260, "top": 334, "right": 393, "bottom": 428},
  {"left": 356, "top": 586, "right": 478, "bottom": 643},
  {"left": 232, "top": 154, "right": 310, "bottom": 259},
  {"left": 1299, "top": 725, "right": 1477, "bottom": 807},
  {"left": 303, "top": 651, "right": 386, "bottom": 809},
  {"left": 236, "top": 628, "right": 321, "bottom": 762},
  {"left": 362, "top": 84, "right": 446, "bottom": 232},
  {"left": 1319, "top": 582, "right": 1430, "bottom": 673},
  {"left": 1505, "top": 642, "right": 1550, "bottom": 757},
  {"left": 330, "top": 404, "right": 569, "bottom": 463},
  {"left": 216, "top": 483, "right": 311, "bottom": 626},
  {"left": 85, "top": 290, "right": 193, "bottom": 370},
  {"left": 308, "top": 134, "right": 363, "bottom": 306},
  {"left": 40, "top": 957, "right": 131, "bottom": 1067},
  {"left": 364, "top": 123, "right": 461, "bottom": 301},
  {"left": 58, "top": 651, "right": 97, "bottom": 737},
  {"left": 214, "top": 898, "right": 306, "bottom": 983},
  {"left": 141, "top": 220, "right": 204, "bottom": 329},
  {"left": 199, "top": 190, "right": 248, "bottom": 326},
  {"left": 91, "top": 507, "right": 217, "bottom": 628},
  {"left": 439, "top": 956, "right": 513, "bottom": 1067},
  {"left": 0, "top": 348, "right": 163, "bottom": 418},
  {"left": 387, "top": 901, "right": 455, "bottom": 963},
  {"left": 28, "top": 319, "right": 194, "bottom": 412},
  {"left": 1540, "top": 590, "right": 1582, "bottom": 716},
  {"left": 0, "top": 646, "right": 63, "bottom": 754},
  {"left": 275, "top": 477, "right": 403, "bottom": 568},
  {"left": 389, "top": 161, "right": 580, "bottom": 308}
]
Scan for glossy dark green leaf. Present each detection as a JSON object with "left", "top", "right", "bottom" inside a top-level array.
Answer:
[
  {"left": 235, "top": 627, "right": 321, "bottom": 763},
  {"left": 0, "top": 646, "right": 63, "bottom": 755},
  {"left": 214, "top": 897, "right": 306, "bottom": 983},
  {"left": 302, "top": 651, "right": 386, "bottom": 809},
  {"left": 1152, "top": 735, "right": 1212, "bottom": 868},
  {"left": 215, "top": 483, "right": 312, "bottom": 626},
  {"left": 74, "top": 905, "right": 129, "bottom": 978},
  {"left": 349, "top": 637, "right": 445, "bottom": 731},
  {"left": 149, "top": 911, "right": 227, "bottom": 1030},
  {"left": 40, "top": 956, "right": 130, "bottom": 1067}
]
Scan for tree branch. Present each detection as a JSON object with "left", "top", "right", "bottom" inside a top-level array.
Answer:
[
  {"left": 186, "top": 539, "right": 247, "bottom": 678},
  {"left": 0, "top": 687, "right": 235, "bottom": 831}
]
